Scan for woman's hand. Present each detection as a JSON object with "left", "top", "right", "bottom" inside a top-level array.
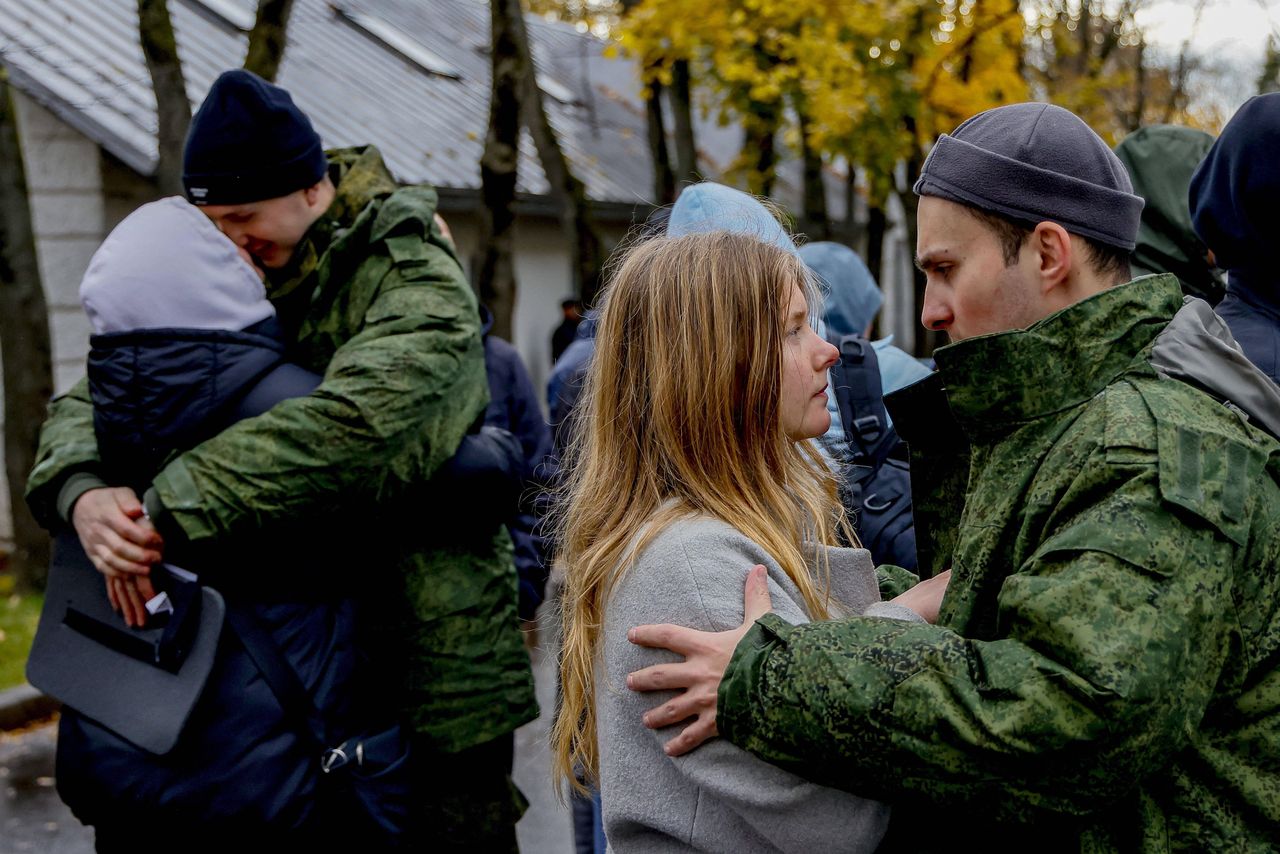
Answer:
[{"left": 890, "top": 569, "right": 952, "bottom": 624}]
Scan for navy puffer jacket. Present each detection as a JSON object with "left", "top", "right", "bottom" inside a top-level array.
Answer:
[{"left": 58, "top": 318, "right": 359, "bottom": 830}]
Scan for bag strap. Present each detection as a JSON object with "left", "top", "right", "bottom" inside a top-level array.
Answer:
[{"left": 223, "top": 607, "right": 330, "bottom": 758}]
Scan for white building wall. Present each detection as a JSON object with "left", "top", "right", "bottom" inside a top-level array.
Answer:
[
  {"left": 16, "top": 94, "right": 105, "bottom": 396},
  {"left": 447, "top": 213, "right": 606, "bottom": 408}
]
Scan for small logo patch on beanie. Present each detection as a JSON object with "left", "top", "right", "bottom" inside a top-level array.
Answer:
[{"left": 190, "top": 187, "right": 208, "bottom": 200}]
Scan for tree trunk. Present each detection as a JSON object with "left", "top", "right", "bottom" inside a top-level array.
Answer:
[
  {"left": 644, "top": 77, "right": 675, "bottom": 205},
  {"left": 1076, "top": 2, "right": 1093, "bottom": 78},
  {"left": 138, "top": 0, "right": 191, "bottom": 195},
  {"left": 670, "top": 59, "right": 697, "bottom": 189},
  {"left": 244, "top": 0, "right": 295, "bottom": 82},
  {"left": 865, "top": 203, "right": 886, "bottom": 289},
  {"left": 743, "top": 107, "right": 779, "bottom": 198},
  {"left": 842, "top": 166, "right": 858, "bottom": 249},
  {"left": 510, "top": 0, "right": 604, "bottom": 304},
  {"left": 620, "top": 0, "right": 675, "bottom": 204},
  {"left": 797, "top": 109, "right": 828, "bottom": 240},
  {"left": 1134, "top": 36, "right": 1148, "bottom": 128},
  {"left": 476, "top": 0, "right": 524, "bottom": 341},
  {"left": 0, "top": 72, "right": 53, "bottom": 591}
]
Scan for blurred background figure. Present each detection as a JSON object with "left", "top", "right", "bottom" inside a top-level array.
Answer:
[
  {"left": 552, "top": 298, "right": 585, "bottom": 366},
  {"left": 799, "top": 241, "right": 928, "bottom": 572},
  {"left": 1190, "top": 93, "right": 1280, "bottom": 385},
  {"left": 799, "top": 242, "right": 932, "bottom": 421},
  {"left": 1114, "top": 125, "right": 1224, "bottom": 304},
  {"left": 480, "top": 305, "right": 555, "bottom": 629}
]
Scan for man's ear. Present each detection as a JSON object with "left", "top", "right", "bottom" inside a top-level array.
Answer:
[
  {"left": 1031, "top": 221, "right": 1073, "bottom": 294},
  {"left": 304, "top": 174, "right": 334, "bottom": 208}
]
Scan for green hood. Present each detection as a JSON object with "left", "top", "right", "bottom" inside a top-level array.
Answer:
[{"left": 1114, "top": 125, "right": 1225, "bottom": 303}]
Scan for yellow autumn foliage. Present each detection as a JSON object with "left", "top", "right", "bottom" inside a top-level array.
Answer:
[{"left": 613, "top": 0, "right": 1026, "bottom": 200}]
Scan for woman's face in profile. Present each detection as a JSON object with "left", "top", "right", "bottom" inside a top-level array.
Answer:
[{"left": 779, "top": 282, "right": 839, "bottom": 441}]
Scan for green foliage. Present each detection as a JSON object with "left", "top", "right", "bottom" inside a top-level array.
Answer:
[{"left": 0, "top": 585, "right": 42, "bottom": 691}]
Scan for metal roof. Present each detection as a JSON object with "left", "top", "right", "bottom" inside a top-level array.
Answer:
[{"left": 0, "top": 0, "right": 663, "bottom": 206}]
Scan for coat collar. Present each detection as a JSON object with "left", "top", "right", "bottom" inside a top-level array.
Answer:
[
  {"left": 933, "top": 274, "right": 1182, "bottom": 436},
  {"left": 264, "top": 145, "right": 398, "bottom": 301}
]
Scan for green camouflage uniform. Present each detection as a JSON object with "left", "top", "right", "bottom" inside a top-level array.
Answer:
[
  {"left": 719, "top": 275, "right": 1280, "bottom": 851},
  {"left": 26, "top": 146, "right": 537, "bottom": 756}
]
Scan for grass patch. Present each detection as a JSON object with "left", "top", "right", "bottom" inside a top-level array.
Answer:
[{"left": 0, "top": 578, "right": 43, "bottom": 690}]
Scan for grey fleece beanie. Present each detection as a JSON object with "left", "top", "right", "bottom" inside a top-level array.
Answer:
[{"left": 914, "top": 102, "right": 1144, "bottom": 251}]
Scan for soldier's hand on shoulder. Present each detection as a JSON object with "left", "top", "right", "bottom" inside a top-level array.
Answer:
[{"left": 626, "top": 565, "right": 773, "bottom": 756}]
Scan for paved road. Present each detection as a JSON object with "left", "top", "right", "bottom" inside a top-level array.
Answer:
[
  {"left": 0, "top": 624, "right": 574, "bottom": 853},
  {"left": 0, "top": 722, "right": 94, "bottom": 853}
]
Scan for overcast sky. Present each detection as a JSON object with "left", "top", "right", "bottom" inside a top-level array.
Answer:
[
  {"left": 1138, "top": 0, "right": 1278, "bottom": 53},
  {"left": 1130, "top": 0, "right": 1279, "bottom": 119}
]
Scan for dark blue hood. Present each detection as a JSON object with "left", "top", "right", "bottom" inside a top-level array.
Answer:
[
  {"left": 1190, "top": 93, "right": 1280, "bottom": 382},
  {"left": 1190, "top": 93, "right": 1280, "bottom": 294},
  {"left": 88, "top": 317, "right": 315, "bottom": 491}
]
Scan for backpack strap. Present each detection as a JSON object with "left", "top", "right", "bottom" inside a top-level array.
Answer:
[{"left": 830, "top": 334, "right": 890, "bottom": 461}]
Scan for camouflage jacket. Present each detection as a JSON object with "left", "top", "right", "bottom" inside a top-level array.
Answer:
[
  {"left": 27, "top": 147, "right": 537, "bottom": 752},
  {"left": 719, "top": 276, "right": 1280, "bottom": 851}
]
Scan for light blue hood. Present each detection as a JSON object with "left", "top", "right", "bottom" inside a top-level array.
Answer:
[
  {"left": 667, "top": 183, "right": 844, "bottom": 450},
  {"left": 667, "top": 183, "right": 800, "bottom": 257},
  {"left": 798, "top": 242, "right": 882, "bottom": 339}
]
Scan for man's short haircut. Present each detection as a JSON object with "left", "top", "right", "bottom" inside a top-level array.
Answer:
[{"left": 962, "top": 204, "right": 1132, "bottom": 282}]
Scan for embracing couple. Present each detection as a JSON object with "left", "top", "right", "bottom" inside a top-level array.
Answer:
[
  {"left": 553, "top": 103, "right": 1280, "bottom": 853},
  {"left": 26, "top": 71, "right": 535, "bottom": 851}
]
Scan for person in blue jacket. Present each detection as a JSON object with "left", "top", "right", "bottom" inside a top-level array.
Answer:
[
  {"left": 1190, "top": 93, "right": 1280, "bottom": 385},
  {"left": 479, "top": 305, "right": 553, "bottom": 621},
  {"left": 798, "top": 241, "right": 932, "bottom": 428},
  {"left": 64, "top": 195, "right": 378, "bottom": 847}
]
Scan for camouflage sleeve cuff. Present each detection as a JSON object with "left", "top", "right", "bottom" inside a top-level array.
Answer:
[
  {"left": 141, "top": 484, "right": 188, "bottom": 545},
  {"left": 718, "top": 613, "right": 792, "bottom": 748},
  {"left": 56, "top": 471, "right": 109, "bottom": 524},
  {"left": 876, "top": 564, "right": 919, "bottom": 599}
]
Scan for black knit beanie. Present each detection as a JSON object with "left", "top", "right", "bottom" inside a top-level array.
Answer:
[
  {"left": 914, "top": 102, "right": 1144, "bottom": 251},
  {"left": 182, "top": 70, "right": 327, "bottom": 206}
]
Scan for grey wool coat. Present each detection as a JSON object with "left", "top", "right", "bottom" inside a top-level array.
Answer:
[{"left": 596, "top": 514, "right": 920, "bottom": 853}]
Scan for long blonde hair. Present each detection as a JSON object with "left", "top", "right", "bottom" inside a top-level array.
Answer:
[{"left": 550, "top": 231, "right": 850, "bottom": 794}]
